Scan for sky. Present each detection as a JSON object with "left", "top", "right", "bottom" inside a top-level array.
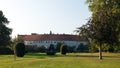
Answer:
[{"left": 0, "top": 0, "right": 91, "bottom": 38}]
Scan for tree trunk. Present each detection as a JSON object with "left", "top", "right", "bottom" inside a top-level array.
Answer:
[
  {"left": 99, "top": 43, "right": 102, "bottom": 60},
  {"left": 14, "top": 45, "right": 16, "bottom": 61}
]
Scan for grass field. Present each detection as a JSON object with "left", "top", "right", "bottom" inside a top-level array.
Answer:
[{"left": 0, "top": 53, "right": 120, "bottom": 68}]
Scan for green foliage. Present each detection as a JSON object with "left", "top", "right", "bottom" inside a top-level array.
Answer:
[
  {"left": 77, "top": 43, "right": 84, "bottom": 52},
  {"left": 89, "top": 41, "right": 120, "bottom": 53},
  {"left": 0, "top": 10, "right": 12, "bottom": 47},
  {"left": 56, "top": 43, "right": 62, "bottom": 52},
  {"left": 60, "top": 44, "right": 67, "bottom": 55},
  {"left": 108, "top": 45, "right": 120, "bottom": 53},
  {"left": 89, "top": 42, "right": 109, "bottom": 53},
  {"left": 0, "top": 47, "right": 13, "bottom": 55},
  {"left": 15, "top": 43, "right": 25, "bottom": 57},
  {"left": 67, "top": 46, "right": 76, "bottom": 53},
  {"left": 48, "top": 44, "right": 55, "bottom": 51},
  {"left": 89, "top": 45, "right": 98, "bottom": 53},
  {"left": 25, "top": 45, "right": 37, "bottom": 53},
  {"left": 84, "top": 0, "right": 120, "bottom": 45},
  {"left": 9, "top": 37, "right": 24, "bottom": 51},
  {"left": 0, "top": 10, "right": 12, "bottom": 55},
  {"left": 25, "top": 45, "right": 47, "bottom": 53},
  {"left": 77, "top": 0, "right": 120, "bottom": 59},
  {"left": 77, "top": 43, "right": 89, "bottom": 52},
  {"left": 77, "top": 43, "right": 83, "bottom": 52},
  {"left": 36, "top": 45, "right": 46, "bottom": 52},
  {"left": 47, "top": 44, "right": 56, "bottom": 55}
]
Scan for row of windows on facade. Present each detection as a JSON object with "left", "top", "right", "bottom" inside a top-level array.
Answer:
[{"left": 26, "top": 41, "right": 66, "bottom": 45}]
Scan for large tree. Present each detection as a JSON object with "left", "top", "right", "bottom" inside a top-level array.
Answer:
[
  {"left": 77, "top": 0, "right": 120, "bottom": 60},
  {"left": 0, "top": 10, "right": 12, "bottom": 47}
]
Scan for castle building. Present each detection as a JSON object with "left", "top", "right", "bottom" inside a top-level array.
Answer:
[{"left": 18, "top": 32, "right": 88, "bottom": 48}]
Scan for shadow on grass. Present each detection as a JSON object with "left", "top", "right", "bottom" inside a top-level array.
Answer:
[
  {"left": 25, "top": 53, "right": 98, "bottom": 59},
  {"left": 69, "top": 54, "right": 120, "bottom": 59},
  {"left": 25, "top": 53, "right": 120, "bottom": 59},
  {"left": 25, "top": 53, "right": 63, "bottom": 59}
]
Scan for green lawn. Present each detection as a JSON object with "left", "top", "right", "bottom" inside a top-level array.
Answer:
[{"left": 0, "top": 53, "right": 120, "bottom": 68}]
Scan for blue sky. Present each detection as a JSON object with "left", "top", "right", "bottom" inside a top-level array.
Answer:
[{"left": 0, "top": 0, "right": 91, "bottom": 37}]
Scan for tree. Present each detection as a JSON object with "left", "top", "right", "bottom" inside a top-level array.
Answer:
[
  {"left": 47, "top": 44, "right": 56, "bottom": 55},
  {"left": 15, "top": 43, "right": 25, "bottom": 57},
  {"left": 9, "top": 37, "right": 24, "bottom": 60},
  {"left": 0, "top": 10, "right": 12, "bottom": 47},
  {"left": 25, "top": 45, "right": 36, "bottom": 53},
  {"left": 77, "top": 0, "right": 120, "bottom": 60},
  {"left": 36, "top": 45, "right": 46, "bottom": 52},
  {"left": 77, "top": 43, "right": 84, "bottom": 52},
  {"left": 76, "top": 43, "right": 89, "bottom": 52},
  {"left": 56, "top": 43, "right": 62, "bottom": 52},
  {"left": 67, "top": 46, "right": 76, "bottom": 53},
  {"left": 89, "top": 42, "right": 99, "bottom": 53},
  {"left": 9, "top": 37, "right": 24, "bottom": 50},
  {"left": 60, "top": 44, "right": 67, "bottom": 55}
]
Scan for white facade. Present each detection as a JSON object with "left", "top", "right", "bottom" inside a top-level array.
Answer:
[
  {"left": 18, "top": 33, "right": 88, "bottom": 49},
  {"left": 24, "top": 40, "right": 88, "bottom": 48}
]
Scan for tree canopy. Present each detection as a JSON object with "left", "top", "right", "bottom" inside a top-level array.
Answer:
[
  {"left": 0, "top": 10, "right": 12, "bottom": 47},
  {"left": 77, "top": 0, "right": 120, "bottom": 59},
  {"left": 85, "top": 0, "right": 120, "bottom": 45}
]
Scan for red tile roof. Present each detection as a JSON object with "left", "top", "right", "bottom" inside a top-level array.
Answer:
[{"left": 18, "top": 34, "right": 85, "bottom": 41}]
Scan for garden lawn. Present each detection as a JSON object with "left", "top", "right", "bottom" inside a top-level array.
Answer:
[{"left": 0, "top": 53, "right": 120, "bottom": 68}]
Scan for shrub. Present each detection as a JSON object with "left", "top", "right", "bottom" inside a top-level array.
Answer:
[
  {"left": 36, "top": 45, "right": 46, "bottom": 52},
  {"left": 77, "top": 43, "right": 89, "bottom": 52},
  {"left": 77, "top": 43, "right": 84, "bottom": 52},
  {"left": 56, "top": 43, "right": 62, "bottom": 52},
  {"left": 25, "top": 45, "right": 37, "bottom": 53},
  {"left": 67, "top": 46, "right": 76, "bottom": 53},
  {"left": 15, "top": 43, "right": 25, "bottom": 57},
  {"left": 47, "top": 44, "right": 56, "bottom": 55},
  {"left": 0, "top": 47, "right": 13, "bottom": 55},
  {"left": 60, "top": 44, "right": 67, "bottom": 55}
]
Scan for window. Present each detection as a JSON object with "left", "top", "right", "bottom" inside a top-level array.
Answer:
[
  {"left": 29, "top": 41, "right": 32, "bottom": 44},
  {"left": 54, "top": 41, "right": 56, "bottom": 43}
]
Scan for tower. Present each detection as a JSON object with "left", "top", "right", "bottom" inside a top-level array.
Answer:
[{"left": 50, "top": 31, "right": 52, "bottom": 35}]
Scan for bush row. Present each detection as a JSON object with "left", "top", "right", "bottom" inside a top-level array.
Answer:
[{"left": 25, "top": 44, "right": 89, "bottom": 53}]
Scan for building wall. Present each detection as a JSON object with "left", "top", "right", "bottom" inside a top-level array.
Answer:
[{"left": 24, "top": 40, "right": 88, "bottom": 48}]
